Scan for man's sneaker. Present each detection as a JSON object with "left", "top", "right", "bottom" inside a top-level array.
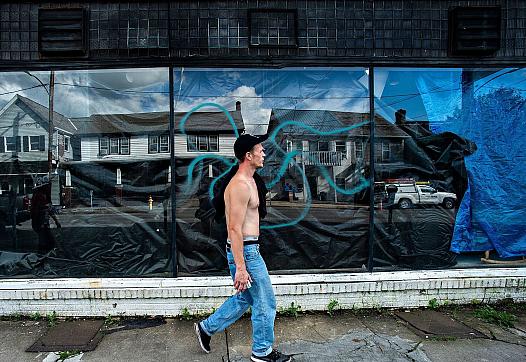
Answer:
[
  {"left": 250, "top": 349, "right": 293, "bottom": 362},
  {"left": 194, "top": 322, "right": 211, "bottom": 353}
]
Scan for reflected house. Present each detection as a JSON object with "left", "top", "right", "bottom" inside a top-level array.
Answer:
[
  {"left": 267, "top": 109, "right": 411, "bottom": 203},
  {"left": 0, "top": 95, "right": 77, "bottom": 203},
  {"left": 66, "top": 102, "right": 244, "bottom": 206}
]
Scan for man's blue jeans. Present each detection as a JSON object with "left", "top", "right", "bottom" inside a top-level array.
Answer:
[{"left": 200, "top": 244, "right": 276, "bottom": 357}]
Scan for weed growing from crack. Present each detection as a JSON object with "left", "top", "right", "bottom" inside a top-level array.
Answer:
[
  {"left": 278, "top": 302, "right": 302, "bottom": 318},
  {"left": 428, "top": 298, "right": 440, "bottom": 310},
  {"left": 58, "top": 350, "right": 81, "bottom": 361},
  {"left": 47, "top": 311, "right": 58, "bottom": 327},
  {"left": 30, "top": 312, "right": 42, "bottom": 321},
  {"left": 179, "top": 307, "right": 193, "bottom": 321},
  {"left": 327, "top": 299, "right": 340, "bottom": 317},
  {"left": 104, "top": 314, "right": 119, "bottom": 327},
  {"left": 473, "top": 305, "right": 517, "bottom": 328}
]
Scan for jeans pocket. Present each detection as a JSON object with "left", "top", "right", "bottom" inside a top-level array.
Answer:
[{"left": 244, "top": 249, "right": 259, "bottom": 262}]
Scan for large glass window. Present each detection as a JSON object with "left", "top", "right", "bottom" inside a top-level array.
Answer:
[
  {"left": 372, "top": 67, "right": 526, "bottom": 270},
  {"left": 173, "top": 67, "right": 371, "bottom": 274},
  {"left": 0, "top": 71, "right": 51, "bottom": 268},
  {"left": 2, "top": 66, "right": 524, "bottom": 278},
  {"left": 0, "top": 68, "right": 172, "bottom": 278}
]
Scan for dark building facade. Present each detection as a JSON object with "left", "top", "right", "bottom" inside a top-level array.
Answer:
[
  {"left": 0, "top": 1, "right": 524, "bottom": 66},
  {"left": 1, "top": 1, "right": 525, "bottom": 278}
]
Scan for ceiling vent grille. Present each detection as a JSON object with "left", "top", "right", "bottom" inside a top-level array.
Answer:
[
  {"left": 38, "top": 8, "right": 87, "bottom": 57},
  {"left": 449, "top": 6, "right": 501, "bottom": 56}
]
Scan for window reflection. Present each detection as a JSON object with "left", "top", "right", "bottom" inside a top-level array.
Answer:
[
  {"left": 373, "top": 67, "right": 526, "bottom": 269},
  {"left": 174, "top": 68, "right": 371, "bottom": 274}
]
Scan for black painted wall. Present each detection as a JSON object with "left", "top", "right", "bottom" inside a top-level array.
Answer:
[{"left": 0, "top": 1, "right": 524, "bottom": 66}]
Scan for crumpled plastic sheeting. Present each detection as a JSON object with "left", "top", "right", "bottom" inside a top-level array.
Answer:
[
  {"left": 176, "top": 206, "right": 369, "bottom": 275},
  {"left": 0, "top": 223, "right": 172, "bottom": 277},
  {"left": 0, "top": 251, "right": 40, "bottom": 276},
  {"left": 374, "top": 210, "right": 457, "bottom": 269},
  {"left": 419, "top": 72, "right": 526, "bottom": 257}
]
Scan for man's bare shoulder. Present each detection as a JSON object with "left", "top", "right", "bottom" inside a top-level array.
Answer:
[{"left": 225, "top": 176, "right": 251, "bottom": 196}]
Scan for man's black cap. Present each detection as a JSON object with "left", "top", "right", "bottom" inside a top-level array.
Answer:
[{"left": 234, "top": 133, "right": 269, "bottom": 160}]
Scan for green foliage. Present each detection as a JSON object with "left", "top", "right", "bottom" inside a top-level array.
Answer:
[
  {"left": 327, "top": 299, "right": 340, "bottom": 317},
  {"left": 47, "top": 311, "right": 58, "bottom": 327},
  {"left": 428, "top": 298, "right": 440, "bottom": 310},
  {"left": 58, "top": 350, "right": 81, "bottom": 360},
  {"left": 104, "top": 314, "right": 119, "bottom": 327},
  {"left": 179, "top": 307, "right": 193, "bottom": 321},
  {"left": 473, "top": 305, "right": 517, "bottom": 328},
  {"left": 279, "top": 302, "right": 302, "bottom": 318},
  {"left": 29, "top": 312, "right": 42, "bottom": 321},
  {"left": 4, "top": 313, "right": 22, "bottom": 321}
]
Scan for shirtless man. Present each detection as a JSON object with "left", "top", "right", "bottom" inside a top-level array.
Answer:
[{"left": 195, "top": 134, "right": 292, "bottom": 362}]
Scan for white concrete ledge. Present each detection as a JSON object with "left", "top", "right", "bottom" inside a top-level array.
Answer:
[{"left": 0, "top": 268, "right": 524, "bottom": 317}]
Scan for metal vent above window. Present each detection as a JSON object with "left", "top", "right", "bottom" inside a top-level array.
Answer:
[
  {"left": 248, "top": 9, "right": 298, "bottom": 48},
  {"left": 38, "top": 8, "right": 87, "bottom": 57},
  {"left": 448, "top": 6, "right": 501, "bottom": 56}
]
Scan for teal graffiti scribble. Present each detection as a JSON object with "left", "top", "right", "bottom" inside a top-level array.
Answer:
[
  {"left": 184, "top": 154, "right": 236, "bottom": 193},
  {"left": 266, "top": 119, "right": 370, "bottom": 195},
  {"left": 209, "top": 163, "right": 236, "bottom": 200},
  {"left": 180, "top": 102, "right": 370, "bottom": 229}
]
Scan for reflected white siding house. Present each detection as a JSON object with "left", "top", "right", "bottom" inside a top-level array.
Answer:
[{"left": 0, "top": 95, "right": 76, "bottom": 198}]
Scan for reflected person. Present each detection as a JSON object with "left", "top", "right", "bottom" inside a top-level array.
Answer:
[
  {"left": 194, "top": 134, "right": 293, "bottom": 362},
  {"left": 31, "top": 176, "right": 61, "bottom": 254}
]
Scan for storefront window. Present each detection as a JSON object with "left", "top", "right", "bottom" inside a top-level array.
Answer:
[
  {"left": 372, "top": 67, "right": 526, "bottom": 270},
  {"left": 2, "top": 66, "right": 524, "bottom": 278},
  {"left": 173, "top": 67, "right": 371, "bottom": 275},
  {"left": 0, "top": 68, "right": 172, "bottom": 277}
]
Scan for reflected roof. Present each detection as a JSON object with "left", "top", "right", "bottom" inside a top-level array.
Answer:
[
  {"left": 14, "top": 95, "right": 78, "bottom": 134},
  {"left": 269, "top": 108, "right": 410, "bottom": 138},
  {"left": 70, "top": 110, "right": 244, "bottom": 135}
]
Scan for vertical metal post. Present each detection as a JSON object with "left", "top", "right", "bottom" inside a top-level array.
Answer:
[
  {"left": 367, "top": 66, "right": 376, "bottom": 272},
  {"left": 169, "top": 67, "right": 177, "bottom": 277},
  {"left": 48, "top": 70, "right": 55, "bottom": 200}
]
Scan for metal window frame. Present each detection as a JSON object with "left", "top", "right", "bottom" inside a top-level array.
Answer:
[
  {"left": 187, "top": 134, "right": 198, "bottom": 152},
  {"left": 159, "top": 134, "right": 170, "bottom": 153},
  {"left": 120, "top": 137, "right": 130, "bottom": 155},
  {"left": 208, "top": 134, "right": 219, "bottom": 152},
  {"left": 148, "top": 135, "right": 159, "bottom": 154}
]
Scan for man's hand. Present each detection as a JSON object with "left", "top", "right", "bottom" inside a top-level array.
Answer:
[{"left": 233, "top": 268, "right": 252, "bottom": 293}]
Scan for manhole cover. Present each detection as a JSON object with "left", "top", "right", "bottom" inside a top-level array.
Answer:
[
  {"left": 395, "top": 310, "right": 486, "bottom": 338},
  {"left": 27, "top": 319, "right": 104, "bottom": 352}
]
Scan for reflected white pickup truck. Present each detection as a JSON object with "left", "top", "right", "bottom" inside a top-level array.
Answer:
[{"left": 386, "top": 183, "right": 457, "bottom": 209}]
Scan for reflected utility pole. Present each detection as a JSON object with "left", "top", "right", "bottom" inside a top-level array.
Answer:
[
  {"left": 25, "top": 71, "right": 55, "bottom": 199},
  {"left": 48, "top": 71, "right": 54, "bottom": 187}
]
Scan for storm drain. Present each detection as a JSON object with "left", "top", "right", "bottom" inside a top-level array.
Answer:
[
  {"left": 395, "top": 310, "right": 486, "bottom": 339},
  {"left": 27, "top": 320, "right": 104, "bottom": 352}
]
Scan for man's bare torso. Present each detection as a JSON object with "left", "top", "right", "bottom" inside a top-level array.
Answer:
[{"left": 224, "top": 174, "right": 260, "bottom": 237}]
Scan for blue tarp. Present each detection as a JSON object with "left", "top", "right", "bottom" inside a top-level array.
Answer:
[{"left": 418, "top": 71, "right": 526, "bottom": 257}]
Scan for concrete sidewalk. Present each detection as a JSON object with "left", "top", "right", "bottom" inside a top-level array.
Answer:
[{"left": 0, "top": 305, "right": 525, "bottom": 362}]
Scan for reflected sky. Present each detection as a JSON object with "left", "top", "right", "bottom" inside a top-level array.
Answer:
[{"left": 1, "top": 67, "right": 524, "bottom": 134}]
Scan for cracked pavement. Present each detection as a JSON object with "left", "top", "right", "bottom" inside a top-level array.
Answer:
[{"left": 0, "top": 306, "right": 525, "bottom": 361}]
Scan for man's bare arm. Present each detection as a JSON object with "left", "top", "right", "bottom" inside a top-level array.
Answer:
[{"left": 226, "top": 181, "right": 252, "bottom": 291}]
